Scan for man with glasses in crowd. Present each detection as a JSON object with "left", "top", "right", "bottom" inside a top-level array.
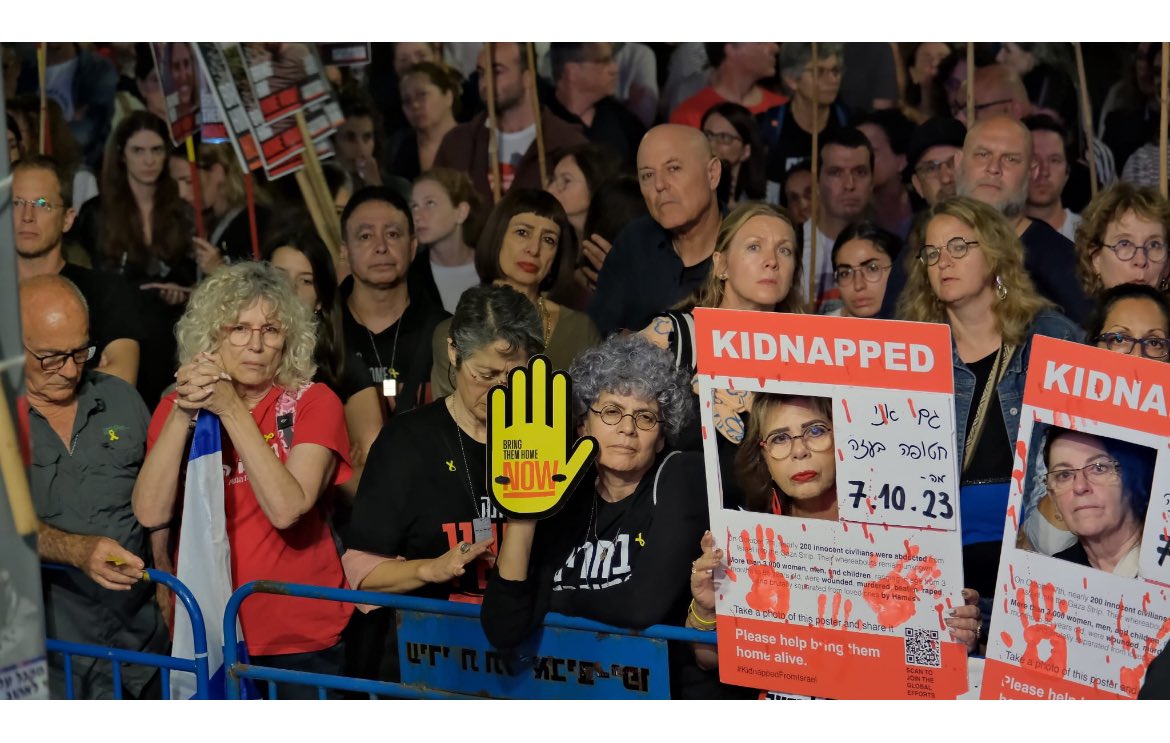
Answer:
[
  {"left": 13, "top": 155, "right": 143, "bottom": 385},
  {"left": 18, "top": 273, "right": 166, "bottom": 699}
]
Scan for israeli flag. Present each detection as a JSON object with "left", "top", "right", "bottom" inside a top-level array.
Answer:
[{"left": 170, "top": 411, "right": 240, "bottom": 699}]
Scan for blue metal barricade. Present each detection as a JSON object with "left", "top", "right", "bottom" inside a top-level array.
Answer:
[
  {"left": 42, "top": 564, "right": 211, "bottom": 699},
  {"left": 223, "top": 581, "right": 717, "bottom": 700}
]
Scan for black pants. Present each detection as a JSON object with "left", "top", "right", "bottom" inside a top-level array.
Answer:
[{"left": 250, "top": 642, "right": 346, "bottom": 700}]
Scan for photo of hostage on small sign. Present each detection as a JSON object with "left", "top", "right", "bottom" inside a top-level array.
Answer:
[
  {"left": 693, "top": 308, "right": 971, "bottom": 699},
  {"left": 981, "top": 336, "right": 1170, "bottom": 699}
]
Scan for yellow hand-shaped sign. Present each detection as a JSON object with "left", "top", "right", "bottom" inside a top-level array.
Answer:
[{"left": 487, "top": 355, "right": 597, "bottom": 519}]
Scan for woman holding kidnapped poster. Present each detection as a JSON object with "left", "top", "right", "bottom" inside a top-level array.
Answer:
[{"left": 897, "top": 196, "right": 1082, "bottom": 626}]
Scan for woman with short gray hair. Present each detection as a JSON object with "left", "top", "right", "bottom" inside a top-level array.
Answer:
[
  {"left": 481, "top": 334, "right": 710, "bottom": 651},
  {"left": 343, "top": 284, "right": 543, "bottom": 599}
]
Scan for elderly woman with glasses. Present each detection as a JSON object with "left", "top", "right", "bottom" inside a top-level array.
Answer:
[
  {"left": 826, "top": 221, "right": 902, "bottom": 318},
  {"left": 1075, "top": 182, "right": 1170, "bottom": 297},
  {"left": 481, "top": 334, "right": 708, "bottom": 656},
  {"left": 133, "top": 262, "right": 354, "bottom": 697},
  {"left": 897, "top": 196, "right": 1082, "bottom": 613},
  {"left": 1041, "top": 428, "right": 1152, "bottom": 578}
]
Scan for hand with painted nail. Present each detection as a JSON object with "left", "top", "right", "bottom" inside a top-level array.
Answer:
[{"left": 946, "top": 587, "right": 981, "bottom": 654}]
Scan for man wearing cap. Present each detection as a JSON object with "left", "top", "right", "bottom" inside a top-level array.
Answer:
[{"left": 905, "top": 116, "right": 966, "bottom": 207}]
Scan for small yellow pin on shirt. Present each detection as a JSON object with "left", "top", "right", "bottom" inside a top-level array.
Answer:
[
  {"left": 445, "top": 460, "right": 456, "bottom": 472},
  {"left": 107, "top": 429, "right": 119, "bottom": 441}
]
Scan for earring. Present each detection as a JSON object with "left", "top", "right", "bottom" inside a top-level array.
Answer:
[
  {"left": 1161, "top": 277, "right": 1169, "bottom": 291},
  {"left": 718, "top": 273, "right": 728, "bottom": 281},
  {"left": 995, "top": 275, "right": 1008, "bottom": 301}
]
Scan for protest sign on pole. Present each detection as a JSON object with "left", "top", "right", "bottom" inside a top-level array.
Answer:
[
  {"left": 150, "top": 42, "right": 201, "bottom": 145},
  {"left": 694, "top": 308, "right": 970, "bottom": 699},
  {"left": 981, "top": 336, "right": 1170, "bottom": 699}
]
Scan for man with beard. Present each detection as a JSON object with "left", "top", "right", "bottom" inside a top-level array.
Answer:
[
  {"left": 339, "top": 187, "right": 448, "bottom": 417},
  {"left": 435, "top": 42, "right": 587, "bottom": 203},
  {"left": 13, "top": 156, "right": 142, "bottom": 385},
  {"left": 956, "top": 114, "right": 1090, "bottom": 324},
  {"left": 1024, "top": 114, "right": 1081, "bottom": 241}
]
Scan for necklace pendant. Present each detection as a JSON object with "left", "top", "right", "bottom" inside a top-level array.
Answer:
[
  {"left": 382, "top": 378, "right": 397, "bottom": 397},
  {"left": 600, "top": 545, "right": 610, "bottom": 562}
]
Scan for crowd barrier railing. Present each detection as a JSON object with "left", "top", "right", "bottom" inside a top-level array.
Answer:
[
  {"left": 41, "top": 563, "right": 211, "bottom": 699},
  {"left": 223, "top": 580, "right": 717, "bottom": 700}
]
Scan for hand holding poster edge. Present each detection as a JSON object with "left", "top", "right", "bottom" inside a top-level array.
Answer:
[{"left": 486, "top": 355, "right": 597, "bottom": 519}]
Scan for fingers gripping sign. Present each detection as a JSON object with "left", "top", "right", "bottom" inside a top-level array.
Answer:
[{"left": 487, "top": 355, "right": 597, "bottom": 518}]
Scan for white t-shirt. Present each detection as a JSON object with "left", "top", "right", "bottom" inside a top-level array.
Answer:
[
  {"left": 496, "top": 125, "right": 536, "bottom": 193},
  {"left": 800, "top": 219, "right": 843, "bottom": 315},
  {"left": 1058, "top": 209, "right": 1082, "bottom": 243},
  {"left": 430, "top": 259, "right": 481, "bottom": 314}
]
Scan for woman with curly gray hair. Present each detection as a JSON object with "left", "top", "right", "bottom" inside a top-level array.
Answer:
[
  {"left": 133, "top": 261, "right": 354, "bottom": 698},
  {"left": 482, "top": 334, "right": 711, "bottom": 657}
]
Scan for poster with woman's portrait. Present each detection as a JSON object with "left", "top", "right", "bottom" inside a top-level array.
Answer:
[
  {"left": 693, "top": 308, "right": 971, "bottom": 699},
  {"left": 150, "top": 42, "right": 201, "bottom": 144},
  {"left": 982, "top": 336, "right": 1170, "bottom": 699}
]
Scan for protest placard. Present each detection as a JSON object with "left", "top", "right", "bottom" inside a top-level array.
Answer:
[
  {"left": 694, "top": 308, "right": 970, "bottom": 699},
  {"left": 981, "top": 336, "right": 1170, "bottom": 699},
  {"left": 150, "top": 42, "right": 201, "bottom": 144},
  {"left": 239, "top": 43, "right": 331, "bottom": 125},
  {"left": 194, "top": 43, "right": 261, "bottom": 173},
  {"left": 317, "top": 43, "right": 371, "bottom": 67}
]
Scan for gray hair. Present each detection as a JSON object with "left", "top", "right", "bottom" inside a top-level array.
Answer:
[
  {"left": 569, "top": 334, "right": 692, "bottom": 444},
  {"left": 449, "top": 284, "right": 544, "bottom": 367},
  {"left": 779, "top": 42, "right": 844, "bottom": 81},
  {"left": 176, "top": 261, "right": 317, "bottom": 389}
]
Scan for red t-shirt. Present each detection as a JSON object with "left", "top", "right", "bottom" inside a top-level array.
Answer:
[
  {"left": 148, "top": 383, "right": 354, "bottom": 656},
  {"left": 669, "top": 86, "right": 788, "bottom": 129}
]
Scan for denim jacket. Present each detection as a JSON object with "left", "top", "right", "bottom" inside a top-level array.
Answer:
[{"left": 952, "top": 309, "right": 1085, "bottom": 473}]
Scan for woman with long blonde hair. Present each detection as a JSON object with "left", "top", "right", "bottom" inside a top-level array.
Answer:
[{"left": 897, "top": 196, "right": 1081, "bottom": 625}]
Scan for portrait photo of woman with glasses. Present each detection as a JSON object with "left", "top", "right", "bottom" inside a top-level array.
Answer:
[
  {"left": 1035, "top": 427, "right": 1154, "bottom": 578},
  {"left": 898, "top": 196, "right": 1082, "bottom": 614},
  {"left": 827, "top": 221, "right": 901, "bottom": 318}
]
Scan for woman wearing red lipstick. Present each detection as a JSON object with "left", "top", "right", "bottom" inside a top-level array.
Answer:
[
  {"left": 1041, "top": 428, "right": 1151, "bottom": 578},
  {"left": 897, "top": 196, "right": 1081, "bottom": 624},
  {"left": 430, "top": 189, "right": 600, "bottom": 397},
  {"left": 639, "top": 202, "right": 804, "bottom": 508},
  {"left": 687, "top": 393, "right": 982, "bottom": 683}
]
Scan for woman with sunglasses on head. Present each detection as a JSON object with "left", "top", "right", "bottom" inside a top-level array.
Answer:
[
  {"left": 687, "top": 394, "right": 981, "bottom": 691},
  {"left": 897, "top": 196, "right": 1081, "bottom": 618},
  {"left": 482, "top": 334, "right": 710, "bottom": 696},
  {"left": 1075, "top": 181, "right": 1170, "bottom": 297},
  {"left": 826, "top": 221, "right": 901, "bottom": 318}
]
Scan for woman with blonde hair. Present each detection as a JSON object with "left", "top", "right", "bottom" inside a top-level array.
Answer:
[
  {"left": 133, "top": 261, "right": 354, "bottom": 698},
  {"left": 639, "top": 201, "right": 803, "bottom": 508},
  {"left": 897, "top": 195, "right": 1081, "bottom": 619},
  {"left": 190, "top": 141, "right": 271, "bottom": 273},
  {"left": 1074, "top": 181, "right": 1170, "bottom": 298}
]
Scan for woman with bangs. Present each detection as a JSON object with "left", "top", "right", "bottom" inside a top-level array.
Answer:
[
  {"left": 897, "top": 196, "right": 1082, "bottom": 620},
  {"left": 639, "top": 201, "right": 804, "bottom": 509},
  {"left": 1074, "top": 181, "right": 1170, "bottom": 298},
  {"left": 133, "top": 262, "right": 354, "bottom": 698}
]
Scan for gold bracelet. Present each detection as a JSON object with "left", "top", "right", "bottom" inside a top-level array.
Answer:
[{"left": 689, "top": 599, "right": 717, "bottom": 627}]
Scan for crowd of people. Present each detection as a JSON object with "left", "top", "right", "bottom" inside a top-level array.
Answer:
[{"left": 9, "top": 40, "right": 1170, "bottom": 700}]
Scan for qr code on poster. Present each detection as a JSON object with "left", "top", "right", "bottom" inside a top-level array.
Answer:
[{"left": 904, "top": 627, "right": 941, "bottom": 667}]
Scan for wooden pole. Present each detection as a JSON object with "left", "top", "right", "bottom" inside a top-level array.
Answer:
[
  {"left": 1161, "top": 42, "right": 1169, "bottom": 199},
  {"left": 1073, "top": 43, "right": 1099, "bottom": 198},
  {"left": 484, "top": 42, "right": 503, "bottom": 204},
  {"left": 244, "top": 171, "right": 259, "bottom": 261},
  {"left": 966, "top": 42, "right": 975, "bottom": 126},
  {"left": 526, "top": 42, "right": 547, "bottom": 187},
  {"left": 808, "top": 42, "right": 820, "bottom": 311},
  {"left": 890, "top": 43, "right": 907, "bottom": 111},
  {"left": 185, "top": 137, "right": 206, "bottom": 239},
  {"left": 294, "top": 110, "right": 342, "bottom": 257},
  {"left": 295, "top": 169, "right": 330, "bottom": 254},
  {"left": 0, "top": 385, "right": 37, "bottom": 537},
  {"left": 36, "top": 43, "right": 47, "bottom": 154}
]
